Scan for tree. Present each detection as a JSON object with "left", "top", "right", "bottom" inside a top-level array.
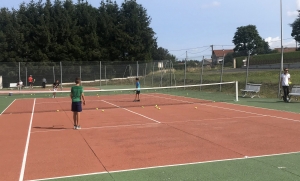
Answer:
[
  {"left": 291, "top": 11, "right": 300, "bottom": 47},
  {"left": 119, "top": 0, "right": 156, "bottom": 61},
  {"left": 232, "top": 25, "right": 271, "bottom": 55}
]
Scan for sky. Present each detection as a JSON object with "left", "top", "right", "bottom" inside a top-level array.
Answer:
[{"left": 1, "top": 0, "right": 299, "bottom": 60}]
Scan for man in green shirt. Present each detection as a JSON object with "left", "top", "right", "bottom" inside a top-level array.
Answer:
[{"left": 70, "top": 77, "right": 85, "bottom": 130}]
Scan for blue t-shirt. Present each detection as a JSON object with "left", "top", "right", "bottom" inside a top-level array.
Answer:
[{"left": 136, "top": 81, "right": 140, "bottom": 90}]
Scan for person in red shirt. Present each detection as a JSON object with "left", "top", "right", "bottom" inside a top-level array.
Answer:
[{"left": 28, "top": 75, "right": 34, "bottom": 89}]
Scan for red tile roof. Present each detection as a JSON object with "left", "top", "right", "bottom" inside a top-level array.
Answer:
[{"left": 213, "top": 49, "right": 234, "bottom": 57}]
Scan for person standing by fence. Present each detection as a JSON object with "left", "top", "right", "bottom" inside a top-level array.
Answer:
[
  {"left": 28, "top": 75, "right": 34, "bottom": 89},
  {"left": 280, "top": 68, "right": 291, "bottom": 102},
  {"left": 42, "top": 78, "right": 47, "bottom": 88}
]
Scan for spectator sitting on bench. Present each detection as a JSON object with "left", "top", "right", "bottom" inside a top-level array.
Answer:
[{"left": 17, "top": 80, "right": 23, "bottom": 90}]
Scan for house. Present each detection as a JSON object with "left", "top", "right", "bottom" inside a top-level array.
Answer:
[
  {"left": 212, "top": 49, "right": 234, "bottom": 65},
  {"left": 274, "top": 47, "right": 297, "bottom": 53}
]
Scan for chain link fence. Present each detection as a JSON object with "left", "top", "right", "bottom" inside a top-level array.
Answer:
[{"left": 0, "top": 60, "right": 239, "bottom": 92}]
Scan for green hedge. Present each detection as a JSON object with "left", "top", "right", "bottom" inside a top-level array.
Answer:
[{"left": 235, "top": 51, "right": 300, "bottom": 67}]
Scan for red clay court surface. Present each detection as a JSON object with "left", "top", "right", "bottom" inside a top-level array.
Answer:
[{"left": 1, "top": 93, "right": 300, "bottom": 181}]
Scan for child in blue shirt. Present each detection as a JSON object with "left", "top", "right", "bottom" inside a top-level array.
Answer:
[{"left": 134, "top": 78, "right": 140, "bottom": 102}]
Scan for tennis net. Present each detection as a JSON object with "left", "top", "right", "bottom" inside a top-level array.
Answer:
[{"left": 0, "top": 81, "right": 239, "bottom": 114}]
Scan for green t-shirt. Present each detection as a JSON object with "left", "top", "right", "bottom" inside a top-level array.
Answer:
[{"left": 71, "top": 86, "right": 83, "bottom": 102}]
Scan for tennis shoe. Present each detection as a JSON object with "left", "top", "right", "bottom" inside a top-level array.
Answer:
[
  {"left": 77, "top": 126, "right": 81, "bottom": 130},
  {"left": 74, "top": 125, "right": 77, "bottom": 130}
]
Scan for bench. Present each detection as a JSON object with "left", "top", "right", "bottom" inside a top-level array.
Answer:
[
  {"left": 241, "top": 83, "right": 262, "bottom": 98},
  {"left": 10, "top": 83, "right": 24, "bottom": 90},
  {"left": 9, "top": 83, "right": 18, "bottom": 89},
  {"left": 288, "top": 85, "right": 300, "bottom": 102}
]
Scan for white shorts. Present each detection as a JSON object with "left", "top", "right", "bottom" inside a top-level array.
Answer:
[{"left": 53, "top": 88, "right": 57, "bottom": 92}]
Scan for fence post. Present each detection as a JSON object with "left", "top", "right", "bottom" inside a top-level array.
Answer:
[
  {"left": 105, "top": 65, "right": 107, "bottom": 86},
  {"left": 25, "top": 66, "right": 28, "bottom": 87},
  {"left": 200, "top": 56, "right": 204, "bottom": 91},
  {"left": 80, "top": 66, "right": 82, "bottom": 85},
  {"left": 220, "top": 53, "right": 225, "bottom": 92},
  {"left": 137, "top": 61, "right": 139, "bottom": 77},
  {"left": 169, "top": 60, "right": 172, "bottom": 86},
  {"left": 53, "top": 66, "right": 55, "bottom": 83},
  {"left": 184, "top": 52, "right": 187, "bottom": 87},
  {"left": 245, "top": 51, "right": 251, "bottom": 86},
  {"left": 235, "top": 81, "right": 239, "bottom": 102},
  {"left": 100, "top": 61, "right": 101, "bottom": 88},
  {"left": 144, "top": 63, "right": 147, "bottom": 86},
  {"left": 18, "top": 62, "right": 20, "bottom": 82},
  {"left": 152, "top": 62, "right": 154, "bottom": 87},
  {"left": 60, "top": 62, "right": 62, "bottom": 89}
]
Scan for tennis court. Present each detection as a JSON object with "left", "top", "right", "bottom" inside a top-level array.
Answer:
[{"left": 1, "top": 82, "right": 300, "bottom": 181}]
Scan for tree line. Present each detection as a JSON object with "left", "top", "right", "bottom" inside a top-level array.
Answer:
[{"left": 0, "top": 0, "right": 176, "bottom": 63}]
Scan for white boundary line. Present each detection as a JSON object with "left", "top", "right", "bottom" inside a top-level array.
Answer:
[
  {"left": 19, "top": 98, "right": 36, "bottom": 181},
  {"left": 153, "top": 92, "right": 300, "bottom": 115},
  {"left": 102, "top": 100, "right": 161, "bottom": 123},
  {"left": 29, "top": 115, "right": 264, "bottom": 134},
  {"left": 0, "top": 99, "right": 16, "bottom": 115},
  {"left": 25, "top": 150, "right": 300, "bottom": 181},
  {"left": 30, "top": 122, "right": 160, "bottom": 134},
  {"left": 145, "top": 94, "right": 300, "bottom": 123}
]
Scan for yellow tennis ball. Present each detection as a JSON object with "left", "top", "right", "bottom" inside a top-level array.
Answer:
[
  {"left": 57, "top": 110, "right": 59, "bottom": 112},
  {"left": 102, "top": 110, "right": 104, "bottom": 112},
  {"left": 142, "top": 106, "right": 144, "bottom": 108},
  {"left": 195, "top": 107, "right": 197, "bottom": 109},
  {"left": 31, "top": 94, "right": 32, "bottom": 95},
  {"left": 159, "top": 108, "right": 161, "bottom": 110},
  {"left": 96, "top": 108, "right": 98, "bottom": 110}
]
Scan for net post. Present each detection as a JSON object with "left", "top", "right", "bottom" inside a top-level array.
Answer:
[
  {"left": 235, "top": 81, "right": 239, "bottom": 102},
  {"left": 60, "top": 62, "right": 62, "bottom": 90}
]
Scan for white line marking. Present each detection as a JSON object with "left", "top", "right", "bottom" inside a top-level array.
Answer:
[
  {"left": 25, "top": 150, "right": 300, "bottom": 181},
  {"left": 167, "top": 115, "right": 265, "bottom": 124},
  {"left": 31, "top": 123, "right": 160, "bottom": 134},
  {"left": 19, "top": 98, "right": 36, "bottom": 181},
  {"left": 146, "top": 94, "right": 300, "bottom": 123},
  {"left": 102, "top": 100, "right": 161, "bottom": 123},
  {"left": 0, "top": 99, "right": 16, "bottom": 115}
]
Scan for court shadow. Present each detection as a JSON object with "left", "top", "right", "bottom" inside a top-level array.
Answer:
[{"left": 33, "top": 126, "right": 66, "bottom": 130}]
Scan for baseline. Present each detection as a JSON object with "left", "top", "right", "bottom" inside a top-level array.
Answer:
[{"left": 25, "top": 151, "right": 300, "bottom": 181}]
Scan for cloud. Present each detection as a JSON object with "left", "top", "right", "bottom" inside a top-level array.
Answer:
[
  {"left": 201, "top": 1, "right": 220, "bottom": 9},
  {"left": 265, "top": 37, "right": 296, "bottom": 49},
  {"left": 287, "top": 11, "right": 298, "bottom": 17},
  {"left": 287, "top": 0, "right": 300, "bottom": 17}
]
